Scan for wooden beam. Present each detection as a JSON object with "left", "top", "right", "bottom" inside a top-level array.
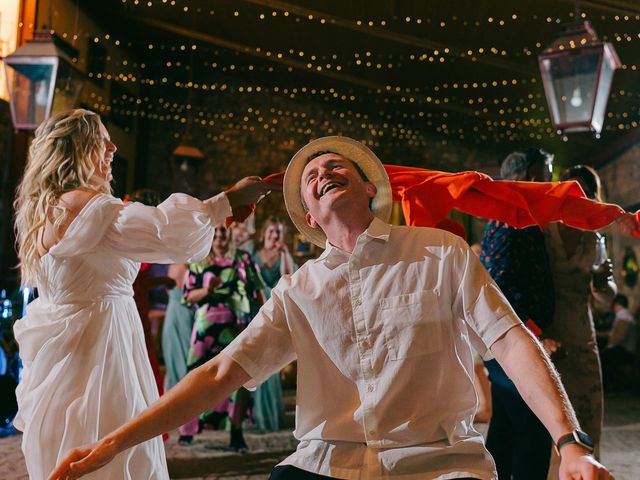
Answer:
[
  {"left": 132, "top": 15, "right": 484, "bottom": 118},
  {"left": 241, "top": 0, "right": 538, "bottom": 76}
]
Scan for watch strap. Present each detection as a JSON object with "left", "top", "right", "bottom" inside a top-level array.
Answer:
[{"left": 554, "top": 430, "right": 594, "bottom": 456}]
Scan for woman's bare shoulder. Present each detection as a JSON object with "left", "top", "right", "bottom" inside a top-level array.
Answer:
[
  {"left": 39, "top": 189, "right": 102, "bottom": 255},
  {"left": 57, "top": 189, "right": 100, "bottom": 212}
]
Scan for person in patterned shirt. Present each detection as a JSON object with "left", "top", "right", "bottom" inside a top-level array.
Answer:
[{"left": 480, "top": 148, "right": 561, "bottom": 480}]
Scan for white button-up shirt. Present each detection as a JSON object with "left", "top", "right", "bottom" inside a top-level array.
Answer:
[{"left": 224, "top": 217, "right": 521, "bottom": 480}]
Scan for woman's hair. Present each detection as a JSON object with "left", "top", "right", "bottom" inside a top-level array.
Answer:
[
  {"left": 561, "top": 164, "right": 603, "bottom": 202},
  {"left": 259, "top": 216, "right": 286, "bottom": 246},
  {"left": 14, "top": 109, "right": 112, "bottom": 285}
]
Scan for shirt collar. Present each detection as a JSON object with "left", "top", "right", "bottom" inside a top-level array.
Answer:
[{"left": 314, "top": 216, "right": 392, "bottom": 264}]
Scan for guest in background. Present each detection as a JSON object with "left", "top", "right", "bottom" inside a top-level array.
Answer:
[
  {"left": 178, "top": 224, "right": 265, "bottom": 449},
  {"left": 161, "top": 264, "right": 193, "bottom": 392},
  {"left": 232, "top": 215, "right": 257, "bottom": 255},
  {"left": 601, "top": 294, "right": 637, "bottom": 391},
  {"left": 480, "top": 148, "right": 559, "bottom": 480},
  {"left": 545, "top": 165, "right": 617, "bottom": 477},
  {"left": 251, "top": 216, "right": 294, "bottom": 431}
]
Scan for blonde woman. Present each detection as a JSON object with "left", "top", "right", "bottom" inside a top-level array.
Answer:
[{"left": 12, "top": 109, "right": 277, "bottom": 479}]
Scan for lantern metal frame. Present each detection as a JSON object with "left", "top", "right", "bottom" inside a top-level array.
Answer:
[
  {"left": 3, "top": 30, "right": 83, "bottom": 130},
  {"left": 538, "top": 21, "right": 621, "bottom": 138}
]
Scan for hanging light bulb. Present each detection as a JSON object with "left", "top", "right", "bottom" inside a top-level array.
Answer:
[
  {"left": 179, "top": 158, "right": 189, "bottom": 172},
  {"left": 570, "top": 87, "right": 583, "bottom": 107},
  {"left": 35, "top": 80, "right": 50, "bottom": 107}
]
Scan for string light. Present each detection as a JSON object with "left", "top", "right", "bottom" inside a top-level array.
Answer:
[{"left": 49, "top": 4, "right": 638, "bottom": 152}]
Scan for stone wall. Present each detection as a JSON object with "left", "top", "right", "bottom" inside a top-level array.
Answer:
[{"left": 599, "top": 146, "right": 640, "bottom": 313}]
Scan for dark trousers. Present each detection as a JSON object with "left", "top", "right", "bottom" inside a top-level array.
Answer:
[
  {"left": 269, "top": 466, "right": 337, "bottom": 479},
  {"left": 601, "top": 346, "right": 635, "bottom": 391},
  {"left": 485, "top": 382, "right": 551, "bottom": 480},
  {"left": 269, "top": 466, "right": 479, "bottom": 479}
]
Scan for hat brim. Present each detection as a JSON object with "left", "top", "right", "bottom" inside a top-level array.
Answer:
[{"left": 283, "top": 136, "right": 393, "bottom": 248}]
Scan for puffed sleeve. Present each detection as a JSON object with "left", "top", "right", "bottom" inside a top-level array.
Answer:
[{"left": 101, "top": 192, "right": 232, "bottom": 263}]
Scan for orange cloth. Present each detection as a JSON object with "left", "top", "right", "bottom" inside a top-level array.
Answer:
[{"left": 241, "top": 166, "right": 640, "bottom": 237}]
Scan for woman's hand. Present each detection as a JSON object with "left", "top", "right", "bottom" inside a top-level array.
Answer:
[
  {"left": 225, "top": 177, "right": 281, "bottom": 209},
  {"left": 48, "top": 437, "right": 120, "bottom": 480}
]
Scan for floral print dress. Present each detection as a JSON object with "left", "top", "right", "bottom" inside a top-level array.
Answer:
[
  {"left": 178, "top": 250, "right": 264, "bottom": 434},
  {"left": 184, "top": 250, "right": 264, "bottom": 371}
]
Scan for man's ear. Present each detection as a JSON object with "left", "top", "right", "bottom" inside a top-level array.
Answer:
[
  {"left": 305, "top": 211, "right": 318, "bottom": 229},
  {"left": 365, "top": 182, "right": 377, "bottom": 200}
]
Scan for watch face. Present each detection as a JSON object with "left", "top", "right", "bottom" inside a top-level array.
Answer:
[{"left": 576, "top": 431, "right": 594, "bottom": 448}]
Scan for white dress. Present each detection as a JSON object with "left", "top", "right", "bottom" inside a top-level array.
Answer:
[{"left": 13, "top": 192, "right": 231, "bottom": 480}]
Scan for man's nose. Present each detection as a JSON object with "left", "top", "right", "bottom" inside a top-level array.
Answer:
[{"left": 318, "top": 168, "right": 334, "bottom": 179}]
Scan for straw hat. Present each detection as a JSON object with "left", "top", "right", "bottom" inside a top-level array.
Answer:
[{"left": 283, "top": 136, "right": 392, "bottom": 248}]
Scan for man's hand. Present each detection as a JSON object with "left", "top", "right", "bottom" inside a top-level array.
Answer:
[
  {"left": 48, "top": 437, "right": 119, "bottom": 480},
  {"left": 558, "top": 444, "right": 614, "bottom": 479},
  {"left": 225, "top": 176, "right": 282, "bottom": 209}
]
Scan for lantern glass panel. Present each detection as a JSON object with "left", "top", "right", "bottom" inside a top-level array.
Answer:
[
  {"left": 541, "top": 50, "right": 601, "bottom": 127},
  {"left": 52, "top": 60, "right": 84, "bottom": 114},
  {"left": 591, "top": 56, "right": 614, "bottom": 133},
  {"left": 4, "top": 57, "right": 58, "bottom": 129}
]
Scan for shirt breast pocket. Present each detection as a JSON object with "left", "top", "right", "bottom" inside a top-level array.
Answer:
[{"left": 380, "top": 290, "right": 443, "bottom": 361}]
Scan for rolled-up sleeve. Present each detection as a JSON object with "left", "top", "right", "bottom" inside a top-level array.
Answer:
[
  {"left": 102, "top": 192, "right": 232, "bottom": 263},
  {"left": 451, "top": 238, "right": 522, "bottom": 355},
  {"left": 223, "top": 278, "right": 296, "bottom": 389}
]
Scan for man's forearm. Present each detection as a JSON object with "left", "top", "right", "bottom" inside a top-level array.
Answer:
[
  {"left": 490, "top": 324, "right": 579, "bottom": 442},
  {"left": 107, "top": 354, "right": 249, "bottom": 452}
]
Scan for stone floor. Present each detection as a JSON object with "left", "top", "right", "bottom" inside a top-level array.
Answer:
[{"left": 2, "top": 394, "right": 639, "bottom": 479}]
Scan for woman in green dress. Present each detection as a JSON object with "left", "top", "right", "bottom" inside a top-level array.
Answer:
[
  {"left": 161, "top": 264, "right": 194, "bottom": 391},
  {"left": 251, "top": 216, "right": 295, "bottom": 432}
]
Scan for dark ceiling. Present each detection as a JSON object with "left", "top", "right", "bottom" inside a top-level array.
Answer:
[{"left": 63, "top": 0, "right": 640, "bottom": 170}]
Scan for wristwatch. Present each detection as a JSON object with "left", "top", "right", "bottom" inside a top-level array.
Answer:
[{"left": 554, "top": 430, "right": 594, "bottom": 456}]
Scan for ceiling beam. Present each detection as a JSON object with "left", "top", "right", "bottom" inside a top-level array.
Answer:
[{"left": 241, "top": 0, "right": 538, "bottom": 76}]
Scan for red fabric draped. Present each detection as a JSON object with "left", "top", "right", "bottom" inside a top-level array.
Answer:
[{"left": 232, "top": 166, "right": 639, "bottom": 237}]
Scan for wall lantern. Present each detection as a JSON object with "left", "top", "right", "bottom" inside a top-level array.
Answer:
[
  {"left": 3, "top": 30, "right": 84, "bottom": 130},
  {"left": 170, "top": 133, "right": 205, "bottom": 195},
  {"left": 172, "top": 135, "right": 205, "bottom": 172},
  {"left": 538, "top": 21, "right": 621, "bottom": 139}
]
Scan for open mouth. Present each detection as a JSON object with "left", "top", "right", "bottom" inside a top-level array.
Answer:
[{"left": 319, "top": 181, "right": 344, "bottom": 197}]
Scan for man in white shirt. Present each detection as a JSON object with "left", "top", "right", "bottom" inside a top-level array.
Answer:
[{"left": 51, "top": 137, "right": 612, "bottom": 480}]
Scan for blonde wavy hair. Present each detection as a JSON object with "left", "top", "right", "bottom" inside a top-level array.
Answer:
[{"left": 14, "top": 109, "right": 112, "bottom": 285}]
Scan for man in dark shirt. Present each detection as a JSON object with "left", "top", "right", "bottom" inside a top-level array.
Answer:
[{"left": 480, "top": 148, "right": 559, "bottom": 480}]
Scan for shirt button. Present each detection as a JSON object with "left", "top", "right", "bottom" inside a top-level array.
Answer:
[
  {"left": 354, "top": 298, "right": 362, "bottom": 306},
  {"left": 367, "top": 384, "right": 374, "bottom": 392}
]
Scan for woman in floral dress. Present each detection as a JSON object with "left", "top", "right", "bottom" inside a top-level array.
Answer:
[{"left": 178, "top": 224, "right": 264, "bottom": 449}]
